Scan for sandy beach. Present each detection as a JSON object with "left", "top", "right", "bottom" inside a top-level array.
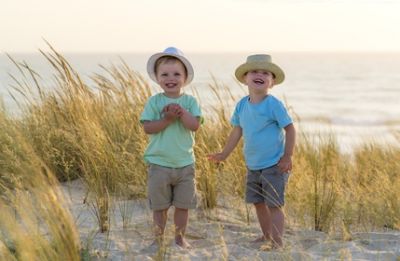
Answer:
[{"left": 62, "top": 179, "right": 400, "bottom": 261}]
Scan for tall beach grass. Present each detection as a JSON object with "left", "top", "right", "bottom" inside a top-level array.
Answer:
[{"left": 0, "top": 109, "right": 80, "bottom": 260}]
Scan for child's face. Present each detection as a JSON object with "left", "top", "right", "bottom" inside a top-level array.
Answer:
[
  {"left": 156, "top": 60, "right": 187, "bottom": 98},
  {"left": 244, "top": 70, "right": 274, "bottom": 93}
]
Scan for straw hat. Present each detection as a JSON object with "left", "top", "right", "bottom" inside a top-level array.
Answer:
[
  {"left": 235, "top": 54, "right": 285, "bottom": 85},
  {"left": 147, "top": 47, "right": 194, "bottom": 86}
]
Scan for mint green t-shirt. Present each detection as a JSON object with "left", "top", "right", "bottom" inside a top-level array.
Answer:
[{"left": 140, "top": 93, "right": 202, "bottom": 168}]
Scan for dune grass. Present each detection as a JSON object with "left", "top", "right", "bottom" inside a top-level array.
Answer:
[
  {"left": 1, "top": 47, "right": 399, "bottom": 259},
  {"left": 0, "top": 109, "right": 81, "bottom": 260}
]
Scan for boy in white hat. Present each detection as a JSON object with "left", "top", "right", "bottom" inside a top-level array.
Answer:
[
  {"left": 209, "top": 54, "right": 296, "bottom": 248},
  {"left": 140, "top": 47, "right": 202, "bottom": 249}
]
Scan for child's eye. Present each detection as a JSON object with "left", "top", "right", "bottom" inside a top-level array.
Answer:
[
  {"left": 174, "top": 72, "right": 181, "bottom": 76},
  {"left": 161, "top": 73, "right": 168, "bottom": 77}
]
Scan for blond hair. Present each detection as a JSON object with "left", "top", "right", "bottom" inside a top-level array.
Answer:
[{"left": 154, "top": 56, "right": 188, "bottom": 77}]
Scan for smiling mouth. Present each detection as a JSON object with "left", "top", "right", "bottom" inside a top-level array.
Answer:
[
  {"left": 253, "top": 79, "right": 265, "bottom": 84},
  {"left": 166, "top": 83, "right": 177, "bottom": 88}
]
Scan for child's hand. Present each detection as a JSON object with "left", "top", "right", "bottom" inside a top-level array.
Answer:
[
  {"left": 168, "top": 103, "right": 184, "bottom": 117},
  {"left": 162, "top": 103, "right": 183, "bottom": 121},
  {"left": 207, "top": 152, "right": 227, "bottom": 162},
  {"left": 278, "top": 154, "right": 292, "bottom": 173}
]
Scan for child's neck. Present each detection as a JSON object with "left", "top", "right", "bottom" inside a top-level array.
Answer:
[
  {"left": 163, "top": 92, "right": 182, "bottom": 99},
  {"left": 249, "top": 92, "right": 268, "bottom": 104}
]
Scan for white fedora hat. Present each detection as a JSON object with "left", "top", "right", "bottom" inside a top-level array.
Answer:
[
  {"left": 235, "top": 54, "right": 285, "bottom": 85},
  {"left": 147, "top": 47, "right": 194, "bottom": 86}
]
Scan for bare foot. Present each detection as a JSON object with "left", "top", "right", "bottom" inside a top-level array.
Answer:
[
  {"left": 259, "top": 242, "right": 274, "bottom": 251},
  {"left": 175, "top": 237, "right": 192, "bottom": 249},
  {"left": 142, "top": 238, "right": 164, "bottom": 253},
  {"left": 251, "top": 235, "right": 268, "bottom": 243},
  {"left": 151, "top": 235, "right": 165, "bottom": 246},
  {"left": 260, "top": 242, "right": 283, "bottom": 251}
]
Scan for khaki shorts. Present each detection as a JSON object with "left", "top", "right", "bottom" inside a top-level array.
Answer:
[
  {"left": 245, "top": 164, "right": 289, "bottom": 207},
  {"left": 147, "top": 163, "right": 197, "bottom": 210}
]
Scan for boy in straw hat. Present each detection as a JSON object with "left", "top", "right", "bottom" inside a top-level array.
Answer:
[
  {"left": 140, "top": 47, "right": 202, "bottom": 249},
  {"left": 209, "top": 54, "right": 296, "bottom": 248}
]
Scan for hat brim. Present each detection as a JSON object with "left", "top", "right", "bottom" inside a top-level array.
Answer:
[
  {"left": 147, "top": 53, "right": 194, "bottom": 86},
  {"left": 235, "top": 62, "right": 285, "bottom": 85}
]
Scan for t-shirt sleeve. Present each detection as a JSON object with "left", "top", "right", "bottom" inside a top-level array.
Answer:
[
  {"left": 189, "top": 97, "right": 202, "bottom": 117},
  {"left": 273, "top": 100, "right": 293, "bottom": 128},
  {"left": 187, "top": 96, "right": 204, "bottom": 124},
  {"left": 140, "top": 99, "right": 158, "bottom": 123},
  {"left": 230, "top": 103, "right": 240, "bottom": 126}
]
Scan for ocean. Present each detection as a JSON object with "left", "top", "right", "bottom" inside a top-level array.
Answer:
[{"left": 1, "top": 52, "right": 400, "bottom": 151}]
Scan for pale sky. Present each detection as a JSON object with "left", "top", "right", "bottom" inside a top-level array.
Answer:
[{"left": 1, "top": 0, "right": 400, "bottom": 53}]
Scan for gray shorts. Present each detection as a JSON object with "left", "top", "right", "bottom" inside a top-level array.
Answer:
[
  {"left": 245, "top": 164, "right": 289, "bottom": 207},
  {"left": 147, "top": 163, "right": 197, "bottom": 211}
]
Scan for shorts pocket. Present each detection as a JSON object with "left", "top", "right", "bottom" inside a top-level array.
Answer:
[{"left": 182, "top": 164, "right": 195, "bottom": 177}]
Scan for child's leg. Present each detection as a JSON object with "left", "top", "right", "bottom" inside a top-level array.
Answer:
[
  {"left": 174, "top": 207, "right": 190, "bottom": 247},
  {"left": 153, "top": 208, "right": 169, "bottom": 240},
  {"left": 171, "top": 164, "right": 196, "bottom": 248},
  {"left": 254, "top": 202, "right": 272, "bottom": 242},
  {"left": 148, "top": 164, "right": 174, "bottom": 243},
  {"left": 258, "top": 165, "right": 289, "bottom": 247},
  {"left": 270, "top": 206, "right": 284, "bottom": 247}
]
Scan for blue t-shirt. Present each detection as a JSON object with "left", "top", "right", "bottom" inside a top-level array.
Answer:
[
  {"left": 140, "top": 93, "right": 202, "bottom": 168},
  {"left": 231, "top": 95, "right": 292, "bottom": 170}
]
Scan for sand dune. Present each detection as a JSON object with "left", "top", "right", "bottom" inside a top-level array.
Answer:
[{"left": 62, "top": 180, "right": 400, "bottom": 260}]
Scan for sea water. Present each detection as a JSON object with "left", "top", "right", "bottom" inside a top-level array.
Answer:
[{"left": 1, "top": 52, "right": 399, "bottom": 151}]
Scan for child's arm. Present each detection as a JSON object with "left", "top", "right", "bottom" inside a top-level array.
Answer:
[
  {"left": 278, "top": 123, "right": 296, "bottom": 172},
  {"left": 179, "top": 108, "right": 200, "bottom": 131},
  {"left": 208, "top": 126, "right": 242, "bottom": 162},
  {"left": 142, "top": 118, "right": 173, "bottom": 134},
  {"left": 168, "top": 103, "right": 200, "bottom": 131},
  {"left": 142, "top": 105, "right": 179, "bottom": 134}
]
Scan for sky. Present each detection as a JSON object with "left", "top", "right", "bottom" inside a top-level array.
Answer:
[{"left": 1, "top": 0, "right": 400, "bottom": 53}]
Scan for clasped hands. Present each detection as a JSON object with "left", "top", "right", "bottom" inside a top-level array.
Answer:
[{"left": 162, "top": 103, "right": 185, "bottom": 122}]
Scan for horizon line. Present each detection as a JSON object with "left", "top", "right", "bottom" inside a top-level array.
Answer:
[{"left": 3, "top": 50, "right": 400, "bottom": 55}]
